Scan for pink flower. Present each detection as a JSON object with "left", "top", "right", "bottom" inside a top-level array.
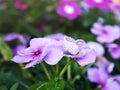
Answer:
[
  {"left": 15, "top": 0, "right": 29, "bottom": 10},
  {"left": 3, "top": 33, "right": 27, "bottom": 55},
  {"left": 87, "top": 68, "right": 120, "bottom": 90},
  {"left": 85, "top": 0, "right": 111, "bottom": 10},
  {"left": 106, "top": 43, "right": 120, "bottom": 59},
  {"left": 91, "top": 22, "right": 120, "bottom": 43},
  {"left": 56, "top": 0, "right": 82, "bottom": 20},
  {"left": 63, "top": 36, "right": 96, "bottom": 66},
  {"left": 87, "top": 41, "right": 114, "bottom": 73},
  {"left": 12, "top": 38, "right": 64, "bottom": 68}
]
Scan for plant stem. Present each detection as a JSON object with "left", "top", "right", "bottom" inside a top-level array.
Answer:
[
  {"left": 59, "top": 58, "right": 72, "bottom": 77},
  {"left": 71, "top": 75, "right": 80, "bottom": 84},
  {"left": 56, "top": 63, "right": 59, "bottom": 75},
  {"left": 41, "top": 63, "right": 51, "bottom": 80},
  {"left": 67, "top": 58, "right": 71, "bottom": 81}
]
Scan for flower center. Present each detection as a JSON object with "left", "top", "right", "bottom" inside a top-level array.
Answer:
[
  {"left": 94, "top": 0, "right": 102, "bottom": 3},
  {"left": 34, "top": 50, "right": 41, "bottom": 56},
  {"left": 64, "top": 5, "right": 74, "bottom": 14},
  {"left": 102, "top": 30, "right": 108, "bottom": 34}
]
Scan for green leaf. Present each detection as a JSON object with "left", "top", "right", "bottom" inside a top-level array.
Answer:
[
  {"left": 0, "top": 37, "right": 12, "bottom": 60},
  {"left": 45, "top": 78, "right": 64, "bottom": 90},
  {"left": 29, "top": 78, "right": 64, "bottom": 90},
  {"left": 10, "top": 83, "right": 19, "bottom": 90}
]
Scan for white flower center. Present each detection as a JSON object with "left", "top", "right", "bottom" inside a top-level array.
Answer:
[
  {"left": 64, "top": 5, "right": 74, "bottom": 14},
  {"left": 94, "top": 0, "right": 102, "bottom": 3}
]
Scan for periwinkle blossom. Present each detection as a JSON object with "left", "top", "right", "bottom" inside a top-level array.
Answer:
[
  {"left": 63, "top": 36, "right": 96, "bottom": 66},
  {"left": 3, "top": 33, "right": 27, "bottom": 55},
  {"left": 85, "top": 0, "right": 111, "bottom": 10},
  {"left": 87, "top": 42, "right": 114, "bottom": 73},
  {"left": 87, "top": 68, "right": 120, "bottom": 90},
  {"left": 12, "top": 38, "right": 64, "bottom": 68},
  {"left": 15, "top": 0, "right": 29, "bottom": 10},
  {"left": 91, "top": 22, "right": 120, "bottom": 43},
  {"left": 12, "top": 33, "right": 96, "bottom": 68},
  {"left": 106, "top": 43, "right": 120, "bottom": 59},
  {"left": 56, "top": 0, "right": 82, "bottom": 20}
]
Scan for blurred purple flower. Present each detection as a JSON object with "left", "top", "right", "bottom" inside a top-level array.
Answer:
[
  {"left": 3, "top": 32, "right": 27, "bottom": 46},
  {"left": 56, "top": 0, "right": 82, "bottom": 20},
  {"left": 63, "top": 36, "right": 96, "bottom": 66},
  {"left": 106, "top": 43, "right": 120, "bottom": 59},
  {"left": 12, "top": 38, "right": 64, "bottom": 68},
  {"left": 87, "top": 68, "right": 120, "bottom": 90},
  {"left": 96, "top": 56, "right": 114, "bottom": 73},
  {"left": 87, "top": 41, "right": 114, "bottom": 73},
  {"left": 15, "top": 0, "right": 29, "bottom": 10},
  {"left": 85, "top": 0, "right": 111, "bottom": 10},
  {"left": 91, "top": 22, "right": 120, "bottom": 43},
  {"left": 3, "top": 33, "right": 27, "bottom": 55},
  {"left": 45, "top": 33, "right": 65, "bottom": 41}
]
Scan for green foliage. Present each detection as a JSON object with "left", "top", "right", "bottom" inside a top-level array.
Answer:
[
  {"left": 29, "top": 77, "right": 64, "bottom": 90},
  {"left": 10, "top": 83, "right": 19, "bottom": 90},
  {"left": 0, "top": 37, "right": 12, "bottom": 60}
]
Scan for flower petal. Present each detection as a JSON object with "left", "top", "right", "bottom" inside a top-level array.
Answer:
[{"left": 44, "top": 46, "right": 63, "bottom": 65}]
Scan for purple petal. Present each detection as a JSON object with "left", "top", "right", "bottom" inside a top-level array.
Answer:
[
  {"left": 76, "top": 49, "right": 96, "bottom": 66},
  {"left": 96, "top": 56, "right": 114, "bottom": 73},
  {"left": 3, "top": 32, "right": 27, "bottom": 46},
  {"left": 102, "top": 81, "right": 120, "bottom": 90},
  {"left": 87, "top": 68, "right": 109, "bottom": 85},
  {"left": 45, "top": 33, "right": 65, "bottom": 41},
  {"left": 12, "top": 55, "right": 33, "bottom": 63},
  {"left": 63, "top": 36, "right": 79, "bottom": 55},
  {"left": 87, "top": 41, "right": 105, "bottom": 56},
  {"left": 44, "top": 46, "right": 63, "bottom": 65}
]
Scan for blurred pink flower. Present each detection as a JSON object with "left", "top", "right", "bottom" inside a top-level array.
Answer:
[
  {"left": 106, "top": 43, "right": 120, "bottom": 59},
  {"left": 88, "top": 68, "right": 120, "bottom": 90},
  {"left": 85, "top": 0, "right": 111, "bottom": 10},
  {"left": 15, "top": 0, "right": 29, "bottom": 10},
  {"left": 56, "top": 0, "right": 82, "bottom": 20},
  {"left": 91, "top": 22, "right": 120, "bottom": 43},
  {"left": 87, "top": 41, "right": 114, "bottom": 73},
  {"left": 3, "top": 32, "right": 27, "bottom": 55},
  {"left": 45, "top": 33, "right": 65, "bottom": 41}
]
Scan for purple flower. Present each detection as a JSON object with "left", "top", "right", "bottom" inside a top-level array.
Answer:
[
  {"left": 85, "top": 0, "right": 111, "bottom": 10},
  {"left": 3, "top": 33, "right": 27, "bottom": 55},
  {"left": 12, "top": 38, "right": 64, "bottom": 68},
  {"left": 96, "top": 56, "right": 114, "bottom": 73},
  {"left": 106, "top": 43, "right": 120, "bottom": 59},
  {"left": 87, "top": 41, "right": 114, "bottom": 73},
  {"left": 3, "top": 32, "right": 27, "bottom": 46},
  {"left": 15, "top": 0, "right": 29, "bottom": 10},
  {"left": 56, "top": 0, "right": 82, "bottom": 20},
  {"left": 87, "top": 67, "right": 120, "bottom": 90},
  {"left": 63, "top": 36, "right": 96, "bottom": 66},
  {"left": 91, "top": 22, "right": 120, "bottom": 43}
]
